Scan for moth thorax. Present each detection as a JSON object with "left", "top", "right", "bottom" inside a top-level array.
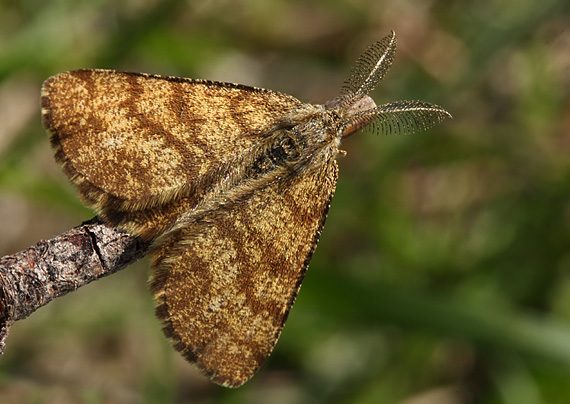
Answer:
[{"left": 250, "top": 131, "right": 302, "bottom": 177}]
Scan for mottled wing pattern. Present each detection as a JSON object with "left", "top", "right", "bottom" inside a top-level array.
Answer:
[
  {"left": 151, "top": 159, "right": 338, "bottom": 387},
  {"left": 41, "top": 69, "right": 304, "bottom": 218}
]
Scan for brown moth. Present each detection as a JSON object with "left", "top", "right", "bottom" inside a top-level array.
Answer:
[{"left": 40, "top": 31, "right": 451, "bottom": 387}]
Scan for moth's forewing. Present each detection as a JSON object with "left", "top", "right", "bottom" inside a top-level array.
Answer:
[
  {"left": 151, "top": 159, "right": 338, "bottom": 387},
  {"left": 41, "top": 69, "right": 304, "bottom": 238}
]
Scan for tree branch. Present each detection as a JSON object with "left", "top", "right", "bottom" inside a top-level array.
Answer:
[{"left": 0, "top": 217, "right": 150, "bottom": 357}]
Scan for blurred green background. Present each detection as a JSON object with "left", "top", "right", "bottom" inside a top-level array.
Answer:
[{"left": 1, "top": 0, "right": 570, "bottom": 403}]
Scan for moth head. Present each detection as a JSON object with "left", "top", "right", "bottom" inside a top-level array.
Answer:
[{"left": 324, "top": 94, "right": 379, "bottom": 139}]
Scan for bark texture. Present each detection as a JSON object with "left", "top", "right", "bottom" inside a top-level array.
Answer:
[{"left": 0, "top": 217, "right": 150, "bottom": 356}]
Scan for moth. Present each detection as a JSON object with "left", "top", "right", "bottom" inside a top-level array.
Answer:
[{"left": 41, "top": 31, "right": 451, "bottom": 387}]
